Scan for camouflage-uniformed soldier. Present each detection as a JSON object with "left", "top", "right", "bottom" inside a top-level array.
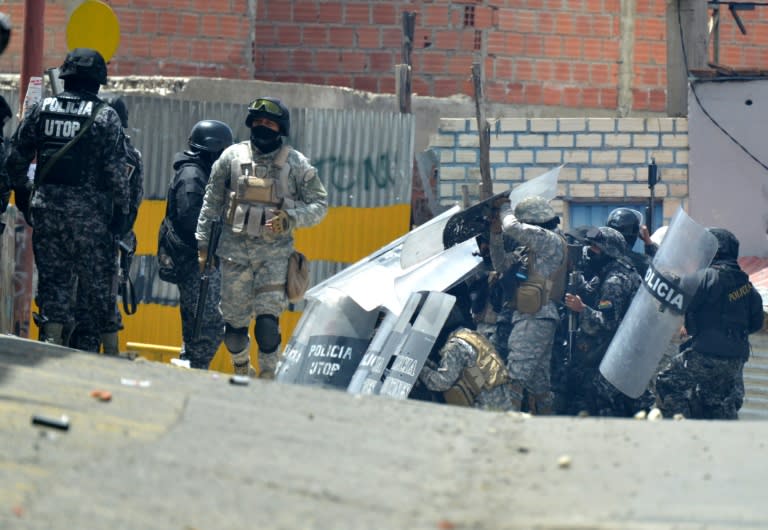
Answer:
[
  {"left": 606, "top": 207, "right": 651, "bottom": 276},
  {"left": 6, "top": 48, "right": 128, "bottom": 348},
  {"left": 71, "top": 94, "right": 144, "bottom": 353},
  {"left": 491, "top": 196, "right": 567, "bottom": 414},
  {"left": 196, "top": 97, "right": 328, "bottom": 378},
  {"left": 164, "top": 120, "right": 232, "bottom": 369},
  {"left": 563, "top": 226, "right": 643, "bottom": 416},
  {"left": 654, "top": 228, "right": 764, "bottom": 420}
]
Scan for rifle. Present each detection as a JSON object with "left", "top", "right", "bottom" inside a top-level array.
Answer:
[
  {"left": 193, "top": 219, "right": 222, "bottom": 340},
  {"left": 645, "top": 158, "right": 658, "bottom": 234},
  {"left": 118, "top": 234, "right": 137, "bottom": 315}
]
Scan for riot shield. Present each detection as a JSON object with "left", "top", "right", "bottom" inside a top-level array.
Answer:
[
  {"left": 442, "top": 164, "right": 562, "bottom": 249},
  {"left": 599, "top": 208, "right": 718, "bottom": 398},
  {"left": 378, "top": 291, "right": 456, "bottom": 400},
  {"left": 275, "top": 290, "right": 379, "bottom": 389},
  {"left": 346, "top": 293, "right": 422, "bottom": 395}
]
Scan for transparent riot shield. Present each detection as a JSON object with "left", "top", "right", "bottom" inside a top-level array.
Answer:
[
  {"left": 275, "top": 289, "right": 379, "bottom": 389},
  {"left": 347, "top": 293, "right": 422, "bottom": 395},
  {"left": 599, "top": 208, "right": 718, "bottom": 398},
  {"left": 378, "top": 291, "right": 456, "bottom": 400}
]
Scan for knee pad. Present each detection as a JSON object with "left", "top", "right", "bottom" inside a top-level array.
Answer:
[
  {"left": 224, "top": 323, "right": 249, "bottom": 353},
  {"left": 254, "top": 315, "right": 281, "bottom": 354}
]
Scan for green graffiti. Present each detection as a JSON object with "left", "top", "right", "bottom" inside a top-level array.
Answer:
[{"left": 314, "top": 153, "right": 399, "bottom": 192}]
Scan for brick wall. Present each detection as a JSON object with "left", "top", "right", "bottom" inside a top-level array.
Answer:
[
  {"left": 430, "top": 116, "right": 689, "bottom": 227},
  {"left": 1, "top": 1, "right": 767, "bottom": 112}
]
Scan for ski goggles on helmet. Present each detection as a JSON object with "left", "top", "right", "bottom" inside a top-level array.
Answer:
[{"left": 248, "top": 98, "right": 283, "bottom": 117}]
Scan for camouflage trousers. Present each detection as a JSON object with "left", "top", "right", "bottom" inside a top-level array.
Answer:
[
  {"left": 506, "top": 316, "right": 557, "bottom": 408},
  {"left": 654, "top": 349, "right": 745, "bottom": 420},
  {"left": 32, "top": 208, "right": 115, "bottom": 352},
  {"left": 177, "top": 256, "right": 224, "bottom": 369}
]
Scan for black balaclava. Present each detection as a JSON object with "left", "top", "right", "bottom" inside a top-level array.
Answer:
[{"left": 250, "top": 126, "right": 282, "bottom": 153}]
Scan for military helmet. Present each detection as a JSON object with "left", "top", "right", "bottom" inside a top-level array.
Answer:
[
  {"left": 58, "top": 48, "right": 108, "bottom": 85},
  {"left": 707, "top": 227, "right": 739, "bottom": 259},
  {"left": 188, "top": 120, "right": 234, "bottom": 153},
  {"left": 103, "top": 95, "right": 128, "bottom": 128},
  {"left": 513, "top": 196, "right": 557, "bottom": 224},
  {"left": 245, "top": 96, "right": 290, "bottom": 136},
  {"left": 585, "top": 226, "right": 627, "bottom": 259},
  {"left": 607, "top": 207, "right": 642, "bottom": 239}
]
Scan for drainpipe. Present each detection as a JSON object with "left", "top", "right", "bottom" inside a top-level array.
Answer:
[{"left": 19, "top": 0, "right": 45, "bottom": 110}]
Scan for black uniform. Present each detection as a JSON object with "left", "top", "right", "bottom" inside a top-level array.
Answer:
[{"left": 654, "top": 257, "right": 764, "bottom": 419}]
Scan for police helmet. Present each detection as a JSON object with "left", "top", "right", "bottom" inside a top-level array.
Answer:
[
  {"left": 585, "top": 226, "right": 627, "bottom": 259},
  {"left": 513, "top": 196, "right": 557, "bottom": 224},
  {"left": 103, "top": 95, "right": 128, "bottom": 128},
  {"left": 188, "top": 120, "right": 234, "bottom": 153},
  {"left": 707, "top": 227, "right": 739, "bottom": 260},
  {"left": 245, "top": 97, "right": 290, "bottom": 136},
  {"left": 606, "top": 207, "right": 642, "bottom": 244},
  {"left": 58, "top": 48, "right": 108, "bottom": 85}
]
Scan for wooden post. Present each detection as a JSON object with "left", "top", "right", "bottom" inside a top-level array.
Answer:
[
  {"left": 666, "top": 0, "right": 708, "bottom": 116},
  {"left": 471, "top": 63, "right": 492, "bottom": 201},
  {"left": 396, "top": 12, "right": 416, "bottom": 114}
]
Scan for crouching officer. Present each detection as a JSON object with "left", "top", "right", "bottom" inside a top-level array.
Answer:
[
  {"left": 195, "top": 97, "right": 328, "bottom": 378},
  {"left": 5, "top": 48, "right": 128, "bottom": 347},
  {"left": 654, "top": 228, "right": 764, "bottom": 419}
]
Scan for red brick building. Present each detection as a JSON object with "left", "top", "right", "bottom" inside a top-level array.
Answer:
[{"left": 0, "top": 0, "right": 766, "bottom": 112}]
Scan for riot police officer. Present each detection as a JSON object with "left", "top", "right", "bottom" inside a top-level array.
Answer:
[
  {"left": 0, "top": 94, "right": 14, "bottom": 234},
  {"left": 162, "top": 120, "right": 232, "bottom": 369},
  {"left": 606, "top": 207, "right": 652, "bottom": 276},
  {"left": 654, "top": 228, "right": 764, "bottom": 419},
  {"left": 73, "top": 94, "right": 144, "bottom": 353},
  {"left": 196, "top": 97, "right": 328, "bottom": 378},
  {"left": 563, "top": 226, "right": 644, "bottom": 416},
  {"left": 5, "top": 48, "right": 129, "bottom": 348}
]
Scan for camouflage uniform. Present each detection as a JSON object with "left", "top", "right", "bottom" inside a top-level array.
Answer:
[
  {"left": 167, "top": 150, "right": 224, "bottom": 369},
  {"left": 654, "top": 252, "right": 764, "bottom": 420},
  {"left": 563, "top": 238, "right": 642, "bottom": 416},
  {"left": 6, "top": 91, "right": 128, "bottom": 349},
  {"left": 491, "top": 198, "right": 566, "bottom": 414},
  {"left": 196, "top": 139, "right": 327, "bottom": 375},
  {"left": 419, "top": 328, "right": 518, "bottom": 411}
]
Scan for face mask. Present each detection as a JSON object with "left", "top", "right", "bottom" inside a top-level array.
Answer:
[
  {"left": 250, "top": 125, "right": 281, "bottom": 152},
  {"left": 585, "top": 248, "right": 609, "bottom": 273}
]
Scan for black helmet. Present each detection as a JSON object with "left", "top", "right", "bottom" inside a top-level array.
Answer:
[
  {"left": 707, "top": 227, "right": 739, "bottom": 260},
  {"left": 245, "top": 97, "right": 290, "bottom": 136},
  {"left": 103, "top": 94, "right": 128, "bottom": 128},
  {"left": 606, "top": 207, "right": 642, "bottom": 246},
  {"left": 585, "top": 226, "right": 627, "bottom": 259},
  {"left": 188, "top": 120, "right": 234, "bottom": 153},
  {"left": 58, "top": 48, "right": 108, "bottom": 85}
]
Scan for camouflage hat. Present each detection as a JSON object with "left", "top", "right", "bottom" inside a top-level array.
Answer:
[
  {"left": 585, "top": 226, "right": 627, "bottom": 258},
  {"left": 513, "top": 196, "right": 556, "bottom": 224}
]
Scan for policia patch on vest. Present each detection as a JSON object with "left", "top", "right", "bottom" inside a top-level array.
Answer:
[{"left": 642, "top": 263, "right": 690, "bottom": 314}]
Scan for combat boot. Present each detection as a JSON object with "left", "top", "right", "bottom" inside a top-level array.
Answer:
[
  {"left": 41, "top": 323, "right": 65, "bottom": 346},
  {"left": 101, "top": 332, "right": 120, "bottom": 355},
  {"left": 231, "top": 348, "right": 257, "bottom": 378},
  {"left": 258, "top": 352, "right": 278, "bottom": 380}
]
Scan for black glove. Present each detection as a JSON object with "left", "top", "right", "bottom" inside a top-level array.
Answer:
[
  {"left": 13, "top": 186, "right": 32, "bottom": 226},
  {"left": 110, "top": 209, "right": 131, "bottom": 236}
]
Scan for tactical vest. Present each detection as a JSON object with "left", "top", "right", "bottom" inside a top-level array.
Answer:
[
  {"left": 515, "top": 234, "right": 567, "bottom": 314},
  {"left": 442, "top": 329, "right": 510, "bottom": 407},
  {"left": 36, "top": 95, "right": 102, "bottom": 187},
  {"left": 224, "top": 141, "right": 293, "bottom": 236},
  {"left": 688, "top": 267, "right": 753, "bottom": 359}
]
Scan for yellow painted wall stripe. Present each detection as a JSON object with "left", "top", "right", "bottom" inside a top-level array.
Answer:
[{"left": 133, "top": 200, "right": 411, "bottom": 263}]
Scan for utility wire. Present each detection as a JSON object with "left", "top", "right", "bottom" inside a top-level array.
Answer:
[{"left": 678, "top": 0, "right": 768, "bottom": 172}]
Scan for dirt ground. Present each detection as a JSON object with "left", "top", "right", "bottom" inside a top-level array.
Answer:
[{"left": 1, "top": 334, "right": 767, "bottom": 530}]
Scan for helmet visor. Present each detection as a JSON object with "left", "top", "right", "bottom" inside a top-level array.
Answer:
[{"left": 248, "top": 98, "right": 284, "bottom": 117}]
